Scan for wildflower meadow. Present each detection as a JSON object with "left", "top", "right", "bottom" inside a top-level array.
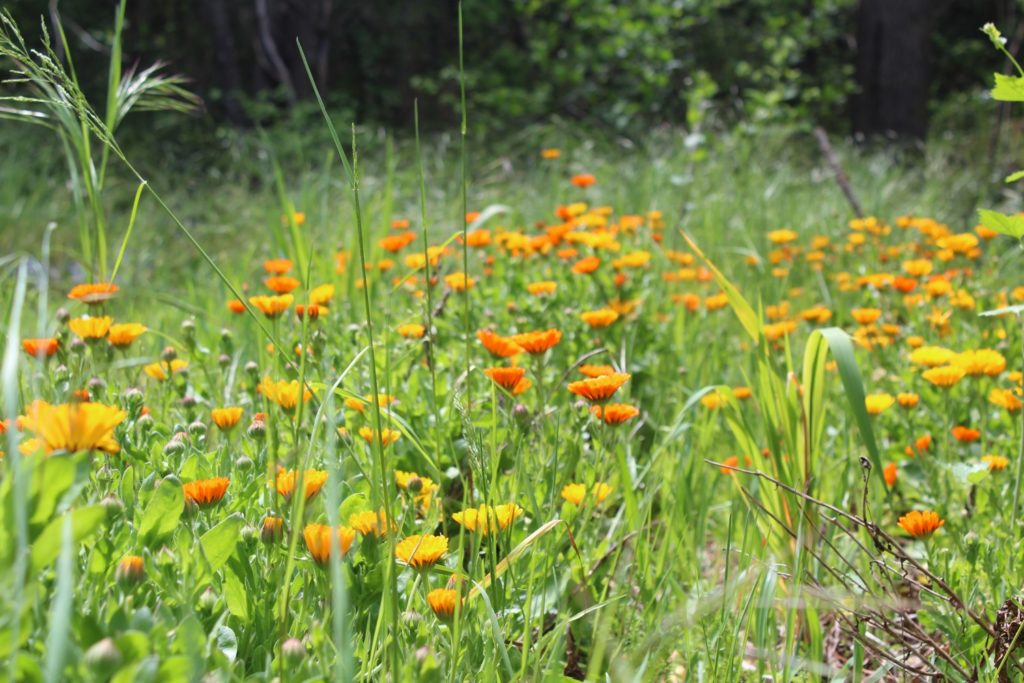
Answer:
[{"left": 4, "top": 3, "right": 1024, "bottom": 681}]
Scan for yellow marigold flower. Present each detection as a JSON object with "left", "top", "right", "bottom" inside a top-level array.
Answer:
[
  {"left": 451, "top": 504, "right": 523, "bottom": 535},
  {"left": 258, "top": 377, "right": 312, "bottom": 412},
  {"left": 249, "top": 294, "right": 293, "bottom": 318},
  {"left": 427, "top": 588, "right": 460, "bottom": 621},
  {"left": 580, "top": 308, "right": 619, "bottom": 328},
  {"left": 763, "top": 320, "right": 797, "bottom": 341},
  {"left": 567, "top": 373, "right": 630, "bottom": 402},
  {"left": 925, "top": 278, "right": 952, "bottom": 298},
  {"left": 799, "top": 305, "right": 832, "bottom": 323},
  {"left": 444, "top": 272, "right": 475, "bottom": 292},
  {"left": 304, "top": 524, "right": 356, "bottom": 564},
  {"left": 864, "top": 393, "right": 895, "bottom": 415},
  {"left": 561, "top": 482, "right": 612, "bottom": 506},
  {"left": 309, "top": 284, "right": 335, "bottom": 307},
  {"left": 952, "top": 349, "right": 1006, "bottom": 377},
  {"left": 211, "top": 407, "right": 244, "bottom": 431},
  {"left": 732, "top": 386, "right": 753, "bottom": 400},
  {"left": 909, "top": 346, "right": 955, "bottom": 367},
  {"left": 345, "top": 394, "right": 395, "bottom": 414},
  {"left": 395, "top": 470, "right": 439, "bottom": 510},
  {"left": 540, "top": 148, "right": 561, "bottom": 159},
  {"left": 69, "top": 316, "right": 113, "bottom": 340},
  {"left": 183, "top": 477, "right": 229, "bottom": 508},
  {"left": 982, "top": 454, "right": 1010, "bottom": 471},
  {"left": 395, "top": 534, "right": 448, "bottom": 568},
  {"left": 897, "top": 392, "right": 920, "bottom": 409},
  {"left": 397, "top": 323, "right": 426, "bottom": 338},
  {"left": 767, "top": 229, "right": 797, "bottom": 244},
  {"left": 989, "top": 388, "right": 1023, "bottom": 413},
  {"left": 898, "top": 510, "right": 944, "bottom": 538},
  {"left": 358, "top": 426, "right": 401, "bottom": 446},
  {"left": 922, "top": 365, "right": 966, "bottom": 388},
  {"left": 701, "top": 391, "right": 726, "bottom": 410},
  {"left": 276, "top": 469, "right": 328, "bottom": 500},
  {"left": 348, "top": 509, "right": 394, "bottom": 537},
  {"left": 906, "top": 336, "right": 925, "bottom": 349},
  {"left": 107, "top": 323, "right": 147, "bottom": 348},
  {"left": 143, "top": 359, "right": 188, "bottom": 381},
  {"left": 21, "top": 401, "right": 125, "bottom": 454},
  {"left": 902, "top": 259, "right": 933, "bottom": 277},
  {"left": 850, "top": 308, "right": 882, "bottom": 325},
  {"left": 704, "top": 293, "right": 729, "bottom": 311},
  {"left": 527, "top": 281, "right": 558, "bottom": 296}
]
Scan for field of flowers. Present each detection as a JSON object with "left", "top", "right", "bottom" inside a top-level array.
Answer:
[{"left": 8, "top": 11, "right": 1024, "bottom": 682}]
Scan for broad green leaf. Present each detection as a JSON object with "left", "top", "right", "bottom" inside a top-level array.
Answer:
[
  {"left": 993, "top": 73, "right": 1024, "bottom": 101},
  {"left": 138, "top": 476, "right": 183, "bottom": 544},
  {"left": 120, "top": 465, "right": 136, "bottom": 508},
  {"left": 978, "top": 208, "right": 1024, "bottom": 239},
  {"left": 223, "top": 566, "right": 249, "bottom": 623},
  {"left": 210, "top": 625, "right": 238, "bottom": 663},
  {"left": 31, "top": 506, "right": 107, "bottom": 572},
  {"left": 1006, "top": 170, "right": 1024, "bottom": 184},
  {"left": 199, "top": 512, "right": 244, "bottom": 575},
  {"left": 30, "top": 453, "right": 89, "bottom": 527}
]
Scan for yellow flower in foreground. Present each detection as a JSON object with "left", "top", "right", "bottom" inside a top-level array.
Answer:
[
  {"left": 982, "top": 454, "right": 1010, "bottom": 471},
  {"left": 561, "top": 482, "right": 612, "bottom": 506},
  {"left": 451, "top": 504, "right": 524, "bottom": 535},
  {"left": 107, "top": 323, "right": 147, "bottom": 348},
  {"left": 144, "top": 359, "right": 188, "bottom": 381},
  {"left": 22, "top": 401, "right": 126, "bottom": 454},
  {"left": 211, "top": 407, "right": 244, "bottom": 431},
  {"left": 258, "top": 377, "right": 312, "bottom": 412},
  {"left": 922, "top": 365, "right": 966, "bottom": 389},
  {"left": 69, "top": 316, "right": 113, "bottom": 340},
  {"left": 864, "top": 393, "right": 895, "bottom": 415},
  {"left": 395, "top": 534, "right": 448, "bottom": 568}
]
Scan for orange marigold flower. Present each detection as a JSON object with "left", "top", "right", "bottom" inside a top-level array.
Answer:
[
  {"left": 508, "top": 329, "right": 561, "bottom": 355},
  {"left": 397, "top": 323, "right": 426, "bottom": 338},
  {"left": 265, "top": 275, "right": 301, "bottom": 294},
  {"left": 580, "top": 308, "right": 619, "bottom": 328},
  {"left": 107, "top": 323, "right": 147, "bottom": 348},
  {"left": 258, "top": 377, "right": 312, "bottom": 411},
  {"left": 541, "top": 148, "right": 561, "bottom": 159},
  {"left": 567, "top": 372, "right": 630, "bottom": 402},
  {"left": 477, "top": 330, "right": 524, "bottom": 358},
  {"left": 115, "top": 554, "right": 145, "bottom": 585},
  {"left": 561, "top": 482, "right": 612, "bottom": 506},
  {"left": 69, "top": 316, "right": 113, "bottom": 340},
  {"left": 951, "top": 425, "right": 981, "bottom": 443},
  {"left": 183, "top": 477, "right": 229, "bottom": 508},
  {"left": 579, "top": 364, "right": 615, "bottom": 378},
  {"left": 263, "top": 258, "right": 293, "bottom": 274},
  {"left": 304, "top": 524, "right": 356, "bottom": 564},
  {"left": 249, "top": 294, "right": 293, "bottom": 318},
  {"left": 952, "top": 349, "right": 1006, "bottom": 377},
  {"left": 719, "top": 455, "right": 740, "bottom": 475},
  {"left": 484, "top": 366, "right": 526, "bottom": 392},
  {"left": 922, "top": 365, "right": 965, "bottom": 388},
  {"left": 395, "top": 534, "right": 448, "bottom": 568},
  {"left": 571, "top": 256, "right": 601, "bottom": 275},
  {"left": 261, "top": 516, "right": 285, "bottom": 543},
  {"left": 22, "top": 338, "right": 58, "bottom": 358},
  {"left": 451, "top": 504, "right": 523, "bottom": 535},
  {"left": 850, "top": 308, "right": 882, "bottom": 325},
  {"left": 897, "top": 392, "right": 920, "bottom": 409},
  {"left": 527, "top": 281, "right": 557, "bottom": 296},
  {"left": 391, "top": 218, "right": 411, "bottom": 230},
  {"left": 763, "top": 320, "right": 797, "bottom": 342},
  {"left": 344, "top": 393, "right": 395, "bottom": 414},
  {"left": 358, "top": 426, "right": 401, "bottom": 446},
  {"left": 590, "top": 403, "right": 639, "bottom": 425},
  {"left": 276, "top": 469, "right": 328, "bottom": 500},
  {"left": 211, "top": 407, "right": 244, "bottom": 431},
  {"left": 21, "top": 400, "right": 125, "bottom": 454},
  {"left": 570, "top": 173, "right": 596, "bottom": 188},
  {"left": 68, "top": 282, "right": 118, "bottom": 304},
  {"left": 348, "top": 509, "right": 394, "bottom": 537},
  {"left": 983, "top": 454, "right": 1010, "bottom": 471},
  {"left": 989, "top": 388, "right": 1023, "bottom": 413},
  {"left": 427, "top": 588, "right": 460, "bottom": 621},
  {"left": 227, "top": 299, "right": 246, "bottom": 314},
  {"left": 444, "top": 272, "right": 475, "bottom": 292},
  {"left": 732, "top": 386, "right": 753, "bottom": 400},
  {"left": 898, "top": 510, "right": 944, "bottom": 538},
  {"left": 883, "top": 462, "right": 897, "bottom": 487}
]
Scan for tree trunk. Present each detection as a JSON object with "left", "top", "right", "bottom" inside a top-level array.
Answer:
[{"left": 852, "top": 0, "right": 931, "bottom": 141}]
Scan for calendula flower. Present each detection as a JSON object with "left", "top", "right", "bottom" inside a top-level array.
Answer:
[
  {"left": 69, "top": 316, "right": 113, "bottom": 341},
  {"left": 21, "top": 401, "right": 125, "bottom": 454},
  {"left": 444, "top": 272, "right": 475, "bottom": 292},
  {"left": 264, "top": 275, "right": 300, "bottom": 294},
  {"left": 211, "top": 407, "right": 244, "bottom": 431},
  {"left": 451, "top": 504, "right": 523, "bottom": 535},
  {"left": 579, "top": 364, "right": 615, "bottom": 378},
  {"left": 183, "top": 477, "right": 229, "bottom": 508},
  {"left": 898, "top": 510, "right": 944, "bottom": 538},
  {"left": 580, "top": 308, "right": 619, "bottom": 328},
  {"left": 427, "top": 588, "right": 460, "bottom": 621},
  {"left": 144, "top": 359, "right": 188, "bottom": 381},
  {"left": 107, "top": 323, "right": 147, "bottom": 348},
  {"left": 68, "top": 282, "right": 119, "bottom": 304},
  {"left": 115, "top": 555, "right": 145, "bottom": 586},
  {"left": 541, "top": 148, "right": 561, "bottom": 159},
  {"left": 358, "top": 426, "right": 401, "bottom": 446},
  {"left": 568, "top": 373, "right": 630, "bottom": 402},
  {"left": 701, "top": 391, "right": 726, "bottom": 410},
  {"left": 951, "top": 425, "right": 981, "bottom": 443},
  {"left": 477, "top": 330, "right": 524, "bottom": 358},
  {"left": 571, "top": 256, "right": 601, "bottom": 275},
  {"left": 263, "top": 258, "right": 293, "bottom": 274},
  {"left": 276, "top": 469, "right": 328, "bottom": 500},
  {"left": 910, "top": 346, "right": 955, "bottom": 367},
  {"left": 395, "top": 470, "right": 439, "bottom": 510},
  {"left": 484, "top": 366, "right": 526, "bottom": 392},
  {"left": 258, "top": 377, "right": 312, "bottom": 412},
  {"left": 902, "top": 259, "right": 933, "bottom": 277},
  {"left": 397, "top": 323, "right": 426, "bottom": 339},
  {"left": 304, "top": 524, "right": 356, "bottom": 564},
  {"left": 766, "top": 229, "right": 797, "bottom": 244},
  {"left": 527, "top": 281, "right": 557, "bottom": 296},
  {"left": 989, "top": 388, "right": 1023, "bottom": 412},
  {"left": 922, "top": 365, "right": 965, "bottom": 388},
  {"left": 345, "top": 394, "right": 395, "bottom": 414},
  {"left": 897, "top": 392, "right": 920, "bottom": 409},
  {"left": 763, "top": 320, "right": 797, "bottom": 342},
  {"left": 983, "top": 454, "right": 1010, "bottom": 471},
  {"left": 308, "top": 284, "right": 335, "bottom": 308},
  {"left": 249, "top": 294, "right": 293, "bottom": 318},
  {"left": 227, "top": 299, "right": 246, "bottom": 314},
  {"left": 395, "top": 534, "right": 448, "bottom": 568},
  {"left": 261, "top": 516, "right": 285, "bottom": 543},
  {"left": 732, "top": 386, "right": 753, "bottom": 400},
  {"left": 561, "top": 482, "right": 612, "bottom": 506},
  {"left": 952, "top": 349, "right": 1006, "bottom": 377},
  {"left": 22, "top": 338, "right": 58, "bottom": 358},
  {"left": 851, "top": 308, "right": 882, "bottom": 325},
  {"left": 883, "top": 463, "right": 897, "bottom": 487},
  {"left": 508, "top": 329, "right": 562, "bottom": 354},
  {"left": 348, "top": 509, "right": 394, "bottom": 537},
  {"left": 864, "top": 393, "right": 895, "bottom": 415},
  {"left": 590, "top": 403, "right": 639, "bottom": 425},
  {"left": 570, "top": 173, "right": 596, "bottom": 188}
]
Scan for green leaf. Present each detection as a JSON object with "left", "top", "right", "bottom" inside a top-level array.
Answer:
[
  {"left": 223, "top": 566, "right": 249, "bottom": 623},
  {"left": 1006, "top": 170, "right": 1024, "bottom": 184},
  {"left": 681, "top": 230, "right": 759, "bottom": 341},
  {"left": 30, "top": 506, "right": 107, "bottom": 572},
  {"left": 199, "top": 512, "right": 243, "bottom": 575},
  {"left": 978, "top": 208, "right": 1024, "bottom": 239},
  {"left": 138, "top": 476, "right": 183, "bottom": 545},
  {"left": 30, "top": 453, "right": 89, "bottom": 527},
  {"left": 993, "top": 73, "right": 1024, "bottom": 101}
]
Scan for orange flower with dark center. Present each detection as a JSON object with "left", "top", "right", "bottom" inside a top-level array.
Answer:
[
  {"left": 249, "top": 294, "right": 293, "bottom": 318},
  {"left": 265, "top": 275, "right": 301, "bottom": 294},
  {"left": 898, "top": 510, "right": 944, "bottom": 538},
  {"left": 590, "top": 403, "right": 639, "bottom": 425},
  {"left": 263, "top": 258, "right": 293, "bottom": 274},
  {"left": 568, "top": 373, "right": 630, "bottom": 402},
  {"left": 303, "top": 524, "right": 356, "bottom": 564},
  {"left": 572, "top": 256, "right": 601, "bottom": 275},
  {"left": 477, "top": 330, "right": 524, "bottom": 358},
  {"left": 571, "top": 173, "right": 596, "bottom": 188},
  {"left": 68, "top": 282, "right": 119, "bottom": 304},
  {"left": 951, "top": 425, "right": 981, "bottom": 443},
  {"left": 22, "top": 338, "right": 58, "bottom": 358},
  {"left": 484, "top": 366, "right": 526, "bottom": 392},
  {"left": 508, "top": 329, "right": 562, "bottom": 355},
  {"left": 183, "top": 477, "right": 230, "bottom": 508}
]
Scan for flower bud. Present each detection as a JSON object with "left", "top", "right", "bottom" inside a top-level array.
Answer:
[
  {"left": 88, "top": 377, "right": 106, "bottom": 394},
  {"left": 188, "top": 420, "right": 207, "bottom": 437},
  {"left": 70, "top": 338, "right": 86, "bottom": 355},
  {"left": 55, "top": 307, "right": 70, "bottom": 324},
  {"left": 124, "top": 387, "right": 144, "bottom": 408},
  {"left": 84, "top": 638, "right": 122, "bottom": 677},
  {"left": 136, "top": 413, "right": 154, "bottom": 433},
  {"left": 407, "top": 477, "right": 423, "bottom": 495},
  {"left": 198, "top": 587, "right": 217, "bottom": 612},
  {"left": 161, "top": 346, "right": 177, "bottom": 363},
  {"left": 54, "top": 364, "right": 71, "bottom": 382},
  {"left": 218, "top": 353, "right": 231, "bottom": 368},
  {"left": 116, "top": 554, "right": 145, "bottom": 586},
  {"left": 163, "top": 438, "right": 186, "bottom": 456},
  {"left": 235, "top": 454, "right": 254, "bottom": 470},
  {"left": 245, "top": 361, "right": 259, "bottom": 378},
  {"left": 282, "top": 637, "right": 306, "bottom": 664},
  {"left": 261, "top": 516, "right": 284, "bottom": 543},
  {"left": 220, "top": 328, "right": 233, "bottom": 354},
  {"left": 247, "top": 418, "right": 266, "bottom": 440},
  {"left": 180, "top": 395, "right": 197, "bottom": 410}
]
